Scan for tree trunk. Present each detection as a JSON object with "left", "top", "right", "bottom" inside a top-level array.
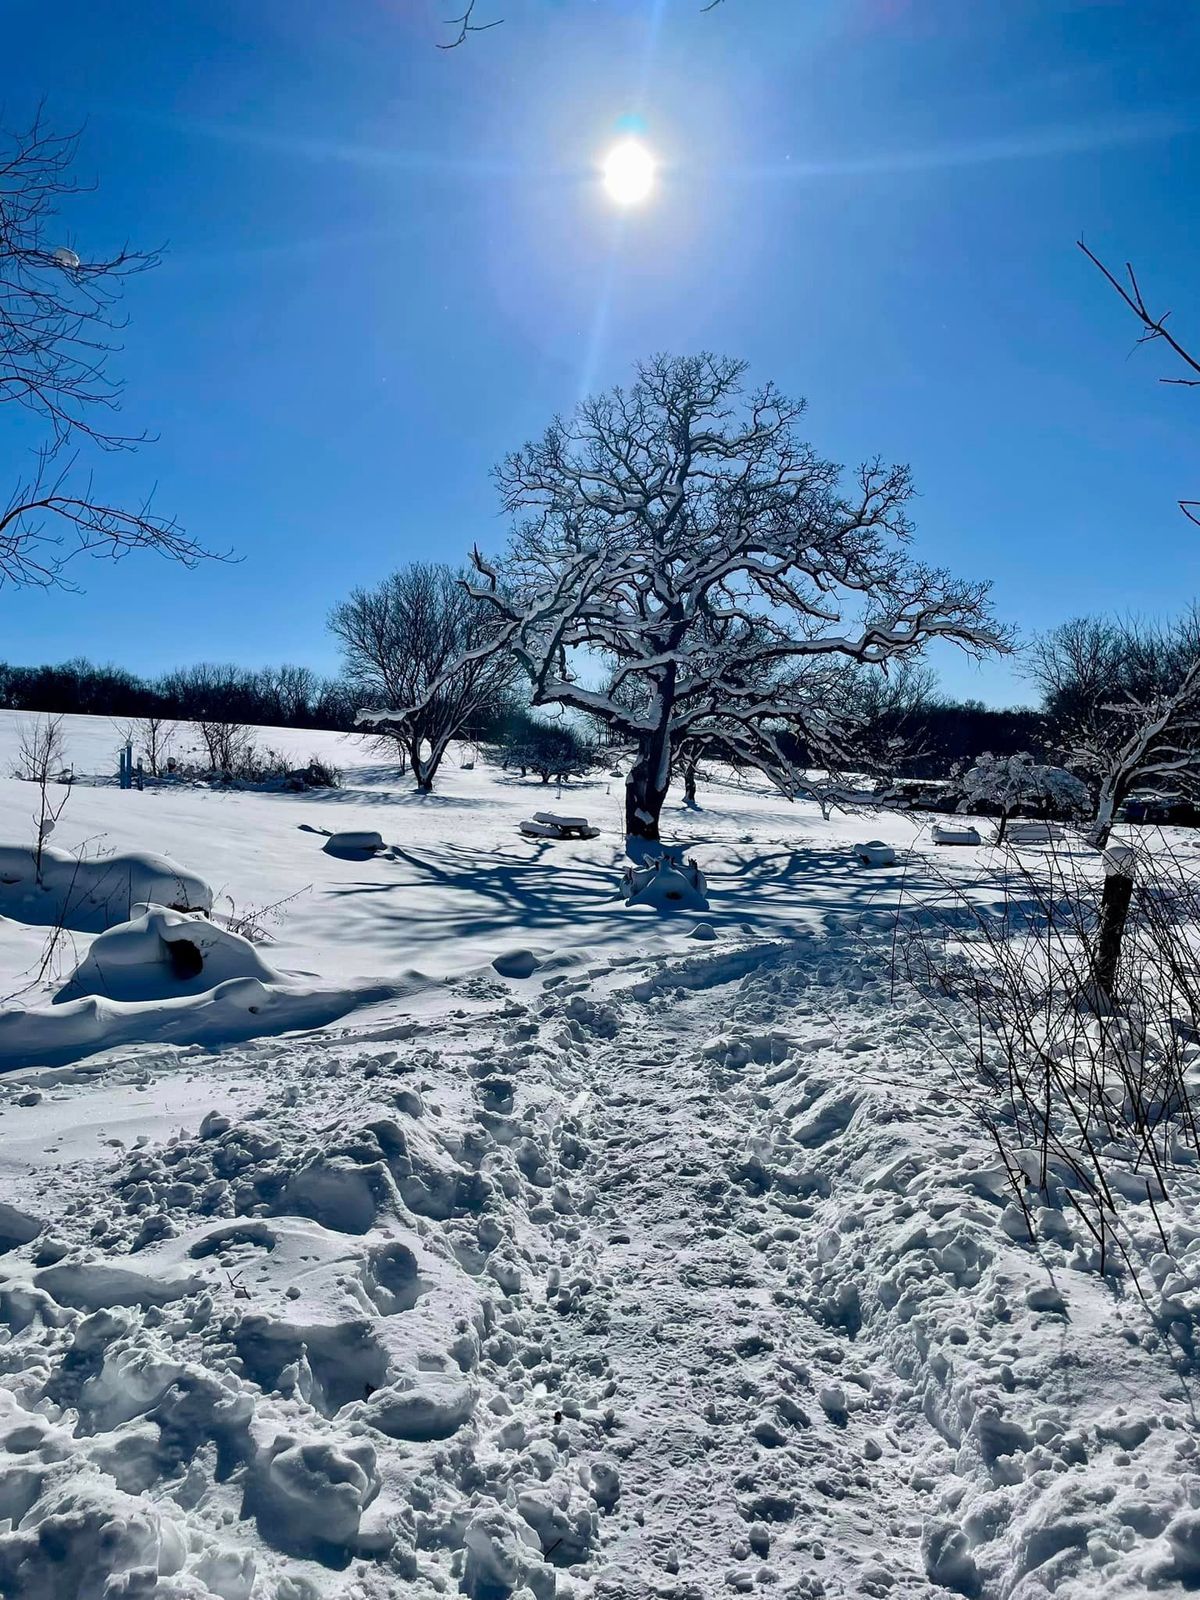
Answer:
[
  {"left": 997, "top": 809, "right": 1009, "bottom": 843},
  {"left": 1092, "top": 846, "right": 1135, "bottom": 1004},
  {"left": 683, "top": 759, "right": 698, "bottom": 809},
  {"left": 625, "top": 730, "right": 672, "bottom": 840},
  {"left": 1087, "top": 780, "right": 1120, "bottom": 851}
]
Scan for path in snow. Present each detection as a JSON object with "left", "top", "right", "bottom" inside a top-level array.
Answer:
[{"left": 539, "top": 969, "right": 936, "bottom": 1597}]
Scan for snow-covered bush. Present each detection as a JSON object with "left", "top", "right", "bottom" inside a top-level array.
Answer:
[
  {"left": 60, "top": 904, "right": 278, "bottom": 1002},
  {"left": 0, "top": 844, "right": 212, "bottom": 932},
  {"left": 957, "top": 751, "right": 1088, "bottom": 840}
]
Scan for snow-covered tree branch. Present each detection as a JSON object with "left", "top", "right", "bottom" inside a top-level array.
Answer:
[{"left": 956, "top": 751, "right": 1089, "bottom": 842}]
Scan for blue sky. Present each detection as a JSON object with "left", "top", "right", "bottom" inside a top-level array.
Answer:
[{"left": 4, "top": 0, "right": 1199, "bottom": 706}]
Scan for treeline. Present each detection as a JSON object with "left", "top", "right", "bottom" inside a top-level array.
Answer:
[
  {"left": 778, "top": 698, "right": 1050, "bottom": 780},
  {"left": 0, "top": 655, "right": 1054, "bottom": 783},
  {"left": 0, "top": 658, "right": 360, "bottom": 731},
  {"left": 864, "top": 698, "right": 1051, "bottom": 779}
]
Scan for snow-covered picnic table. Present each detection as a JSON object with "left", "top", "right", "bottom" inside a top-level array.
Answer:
[
  {"left": 520, "top": 813, "right": 596, "bottom": 840},
  {"left": 1002, "top": 820, "right": 1065, "bottom": 845}
]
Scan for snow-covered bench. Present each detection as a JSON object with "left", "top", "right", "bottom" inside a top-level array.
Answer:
[
  {"left": 932, "top": 822, "right": 982, "bottom": 846},
  {"left": 1002, "top": 820, "right": 1065, "bottom": 845}
]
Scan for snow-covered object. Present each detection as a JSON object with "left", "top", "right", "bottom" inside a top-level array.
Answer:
[
  {"left": 60, "top": 905, "right": 278, "bottom": 1003},
  {"left": 621, "top": 852, "right": 709, "bottom": 911},
  {"left": 323, "top": 829, "right": 385, "bottom": 857},
  {"left": 854, "top": 839, "right": 896, "bottom": 866},
  {"left": 1103, "top": 842, "right": 1137, "bottom": 880},
  {"left": 932, "top": 821, "right": 982, "bottom": 846},
  {"left": 53, "top": 245, "right": 81, "bottom": 268},
  {"left": 0, "top": 842, "right": 211, "bottom": 932},
  {"left": 534, "top": 811, "right": 589, "bottom": 830},
  {"left": 520, "top": 813, "right": 597, "bottom": 840},
  {"left": 1003, "top": 819, "right": 1065, "bottom": 844}
]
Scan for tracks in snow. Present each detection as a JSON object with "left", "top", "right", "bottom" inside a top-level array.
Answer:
[{"left": 524, "top": 945, "right": 946, "bottom": 1597}]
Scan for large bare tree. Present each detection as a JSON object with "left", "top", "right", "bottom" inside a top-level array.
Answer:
[
  {"left": 442, "top": 354, "right": 1007, "bottom": 839},
  {"left": 0, "top": 109, "right": 209, "bottom": 589},
  {"left": 333, "top": 562, "right": 518, "bottom": 791}
]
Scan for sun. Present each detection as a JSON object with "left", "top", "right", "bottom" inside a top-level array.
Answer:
[{"left": 602, "top": 138, "right": 655, "bottom": 206}]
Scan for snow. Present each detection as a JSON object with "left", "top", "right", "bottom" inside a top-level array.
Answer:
[
  {"left": 0, "top": 841, "right": 212, "bottom": 932},
  {"left": 61, "top": 906, "right": 279, "bottom": 1002},
  {"left": 0, "top": 711, "right": 1198, "bottom": 1597}
]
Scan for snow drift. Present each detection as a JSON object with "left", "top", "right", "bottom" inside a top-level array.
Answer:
[
  {"left": 58, "top": 904, "right": 278, "bottom": 1003},
  {"left": 0, "top": 844, "right": 212, "bottom": 933}
]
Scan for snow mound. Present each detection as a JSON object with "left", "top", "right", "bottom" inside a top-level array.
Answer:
[
  {"left": 0, "top": 976, "right": 396, "bottom": 1069},
  {"left": 59, "top": 905, "right": 279, "bottom": 1003},
  {"left": 323, "top": 829, "right": 385, "bottom": 858},
  {"left": 0, "top": 843, "right": 212, "bottom": 932}
]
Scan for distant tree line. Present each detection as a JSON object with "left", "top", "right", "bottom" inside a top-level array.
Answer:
[{"left": 0, "top": 658, "right": 360, "bottom": 730}]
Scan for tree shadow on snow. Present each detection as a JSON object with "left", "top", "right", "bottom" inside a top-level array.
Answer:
[{"left": 319, "top": 836, "right": 1047, "bottom": 956}]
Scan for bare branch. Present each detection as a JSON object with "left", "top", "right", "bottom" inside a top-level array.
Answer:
[
  {"left": 1078, "top": 240, "right": 1200, "bottom": 386},
  {"left": 0, "top": 107, "right": 217, "bottom": 589},
  {"left": 438, "top": 0, "right": 503, "bottom": 47}
]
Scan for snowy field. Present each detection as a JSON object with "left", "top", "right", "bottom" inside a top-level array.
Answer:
[{"left": 1, "top": 711, "right": 1199, "bottom": 1598}]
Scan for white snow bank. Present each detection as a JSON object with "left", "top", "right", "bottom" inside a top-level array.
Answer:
[
  {"left": 59, "top": 904, "right": 278, "bottom": 1003},
  {"left": 0, "top": 843, "right": 212, "bottom": 933},
  {"left": 0, "top": 975, "right": 398, "bottom": 1069}
]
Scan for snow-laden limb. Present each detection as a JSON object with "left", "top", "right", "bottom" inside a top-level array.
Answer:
[{"left": 383, "top": 355, "right": 1010, "bottom": 837}]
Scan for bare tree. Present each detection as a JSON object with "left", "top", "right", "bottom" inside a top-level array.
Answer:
[
  {"left": 333, "top": 563, "right": 519, "bottom": 792},
  {"left": 195, "top": 718, "right": 252, "bottom": 775},
  {"left": 1030, "top": 612, "right": 1200, "bottom": 848},
  {"left": 443, "top": 354, "right": 1007, "bottom": 839},
  {"left": 1079, "top": 240, "right": 1199, "bottom": 525},
  {"left": 0, "top": 108, "right": 212, "bottom": 588},
  {"left": 12, "top": 714, "right": 70, "bottom": 883}
]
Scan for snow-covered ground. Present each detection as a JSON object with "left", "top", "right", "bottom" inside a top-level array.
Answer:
[{"left": 1, "top": 712, "right": 1198, "bottom": 1599}]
